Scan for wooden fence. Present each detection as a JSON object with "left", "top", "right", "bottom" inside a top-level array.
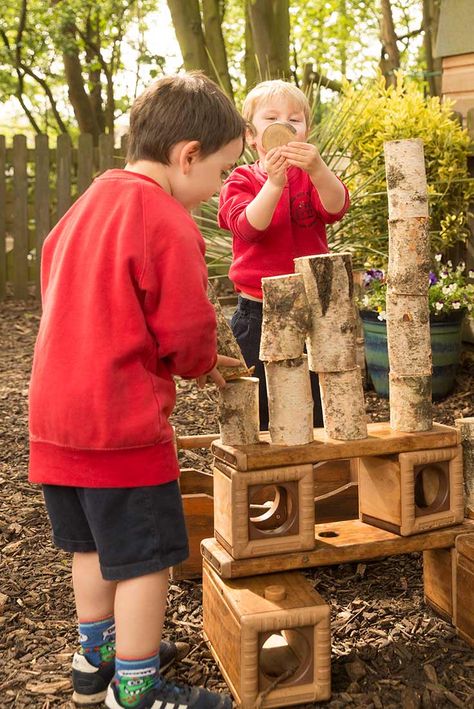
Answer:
[{"left": 0, "top": 133, "right": 126, "bottom": 300}]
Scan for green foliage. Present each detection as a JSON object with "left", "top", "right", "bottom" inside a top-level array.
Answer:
[{"left": 321, "top": 73, "right": 474, "bottom": 265}]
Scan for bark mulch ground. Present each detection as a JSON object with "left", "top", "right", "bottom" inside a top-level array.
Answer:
[{"left": 1, "top": 299, "right": 473, "bottom": 709}]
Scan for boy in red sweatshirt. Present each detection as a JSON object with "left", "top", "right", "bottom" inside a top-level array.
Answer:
[
  {"left": 28, "top": 73, "right": 245, "bottom": 709},
  {"left": 218, "top": 80, "right": 350, "bottom": 430}
]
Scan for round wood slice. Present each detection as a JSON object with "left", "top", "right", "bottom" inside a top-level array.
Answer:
[{"left": 262, "top": 122, "right": 296, "bottom": 150}]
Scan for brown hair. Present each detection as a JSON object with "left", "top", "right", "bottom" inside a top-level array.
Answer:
[
  {"left": 126, "top": 72, "right": 246, "bottom": 164},
  {"left": 242, "top": 80, "right": 311, "bottom": 129}
]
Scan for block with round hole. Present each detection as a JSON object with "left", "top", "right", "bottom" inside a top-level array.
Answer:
[
  {"left": 213, "top": 461, "right": 315, "bottom": 559},
  {"left": 202, "top": 561, "right": 331, "bottom": 708},
  {"left": 359, "top": 446, "right": 464, "bottom": 536}
]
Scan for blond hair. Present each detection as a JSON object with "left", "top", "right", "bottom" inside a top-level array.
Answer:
[{"left": 242, "top": 80, "right": 311, "bottom": 128}]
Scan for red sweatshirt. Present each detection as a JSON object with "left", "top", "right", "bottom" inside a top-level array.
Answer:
[
  {"left": 218, "top": 162, "right": 350, "bottom": 298},
  {"left": 29, "top": 169, "right": 217, "bottom": 488}
]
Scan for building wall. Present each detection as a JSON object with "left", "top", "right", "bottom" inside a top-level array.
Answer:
[{"left": 441, "top": 53, "right": 474, "bottom": 120}]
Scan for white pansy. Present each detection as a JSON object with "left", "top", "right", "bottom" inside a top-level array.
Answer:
[
  {"left": 435, "top": 254, "right": 442, "bottom": 262},
  {"left": 377, "top": 311, "right": 387, "bottom": 321},
  {"left": 452, "top": 302, "right": 461, "bottom": 310},
  {"left": 435, "top": 302, "right": 444, "bottom": 311}
]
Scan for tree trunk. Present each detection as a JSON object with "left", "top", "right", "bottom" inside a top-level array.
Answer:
[
  {"left": 260, "top": 274, "right": 311, "bottom": 361},
  {"left": 455, "top": 417, "right": 474, "bottom": 519},
  {"left": 383, "top": 139, "right": 429, "bottom": 220},
  {"left": 423, "top": 0, "right": 442, "bottom": 97},
  {"left": 246, "top": 0, "right": 290, "bottom": 80},
  {"left": 207, "top": 282, "right": 252, "bottom": 380},
  {"left": 244, "top": 3, "right": 258, "bottom": 90},
  {"left": 294, "top": 253, "right": 357, "bottom": 372},
  {"left": 389, "top": 374, "right": 432, "bottom": 432},
  {"left": 380, "top": 0, "right": 400, "bottom": 87},
  {"left": 319, "top": 367, "right": 368, "bottom": 440},
  {"left": 387, "top": 217, "right": 430, "bottom": 294},
  {"left": 167, "top": 0, "right": 214, "bottom": 80},
  {"left": 202, "top": 0, "right": 233, "bottom": 98},
  {"left": 386, "top": 293, "right": 432, "bottom": 375},
  {"left": 265, "top": 356, "right": 314, "bottom": 445},
  {"left": 218, "top": 377, "right": 260, "bottom": 445}
]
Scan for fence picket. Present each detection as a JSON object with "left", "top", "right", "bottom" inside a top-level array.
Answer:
[
  {"left": 13, "top": 135, "right": 29, "bottom": 299},
  {"left": 57, "top": 133, "right": 72, "bottom": 221},
  {"left": 0, "top": 136, "right": 6, "bottom": 299},
  {"left": 78, "top": 133, "right": 94, "bottom": 195},
  {"left": 35, "top": 134, "right": 50, "bottom": 298},
  {"left": 99, "top": 133, "right": 114, "bottom": 173}
]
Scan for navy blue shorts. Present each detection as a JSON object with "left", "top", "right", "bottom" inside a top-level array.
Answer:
[{"left": 42, "top": 481, "right": 189, "bottom": 581}]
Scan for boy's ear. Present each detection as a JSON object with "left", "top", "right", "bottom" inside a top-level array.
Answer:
[
  {"left": 178, "top": 140, "right": 201, "bottom": 174},
  {"left": 245, "top": 123, "right": 257, "bottom": 149}
]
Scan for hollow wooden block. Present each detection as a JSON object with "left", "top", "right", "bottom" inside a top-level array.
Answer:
[
  {"left": 359, "top": 446, "right": 464, "bottom": 536},
  {"left": 453, "top": 533, "right": 474, "bottom": 647},
  {"left": 423, "top": 548, "right": 455, "bottom": 620},
  {"left": 213, "top": 461, "right": 315, "bottom": 559},
  {"left": 202, "top": 562, "right": 331, "bottom": 708}
]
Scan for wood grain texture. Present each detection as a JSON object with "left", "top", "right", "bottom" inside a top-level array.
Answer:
[
  {"left": 454, "top": 532, "right": 474, "bottom": 647},
  {"left": 423, "top": 548, "right": 455, "bottom": 620}
]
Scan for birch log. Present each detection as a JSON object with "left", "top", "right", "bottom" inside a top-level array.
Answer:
[
  {"left": 259, "top": 273, "right": 311, "bottom": 361},
  {"left": 387, "top": 217, "right": 430, "bottom": 294},
  {"left": 264, "top": 356, "right": 314, "bottom": 445},
  {"left": 384, "top": 139, "right": 429, "bottom": 220},
  {"left": 386, "top": 292, "right": 432, "bottom": 375},
  {"left": 208, "top": 282, "right": 252, "bottom": 380},
  {"left": 218, "top": 377, "right": 260, "bottom": 445},
  {"left": 455, "top": 417, "right": 474, "bottom": 519},
  {"left": 294, "top": 253, "right": 357, "bottom": 372},
  {"left": 389, "top": 374, "right": 432, "bottom": 432},
  {"left": 319, "top": 367, "right": 368, "bottom": 440}
]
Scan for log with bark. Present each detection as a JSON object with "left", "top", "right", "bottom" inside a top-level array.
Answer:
[
  {"left": 259, "top": 273, "right": 311, "bottom": 361},
  {"left": 387, "top": 217, "right": 430, "bottom": 294},
  {"left": 264, "top": 356, "right": 314, "bottom": 446},
  {"left": 389, "top": 374, "right": 432, "bottom": 432},
  {"left": 319, "top": 367, "right": 368, "bottom": 441},
  {"left": 383, "top": 139, "right": 429, "bottom": 220},
  {"left": 208, "top": 281, "right": 253, "bottom": 380},
  {"left": 386, "top": 292, "right": 432, "bottom": 376},
  {"left": 455, "top": 417, "right": 474, "bottom": 519},
  {"left": 218, "top": 377, "right": 260, "bottom": 446}
]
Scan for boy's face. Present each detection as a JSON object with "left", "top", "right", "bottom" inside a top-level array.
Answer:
[
  {"left": 248, "top": 98, "right": 308, "bottom": 160},
  {"left": 172, "top": 137, "right": 243, "bottom": 210}
]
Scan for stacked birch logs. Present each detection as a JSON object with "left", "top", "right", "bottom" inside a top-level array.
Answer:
[
  {"left": 294, "top": 253, "right": 368, "bottom": 441},
  {"left": 384, "top": 139, "right": 432, "bottom": 432},
  {"left": 208, "top": 282, "right": 260, "bottom": 446},
  {"left": 455, "top": 417, "right": 474, "bottom": 519},
  {"left": 259, "top": 273, "right": 314, "bottom": 445}
]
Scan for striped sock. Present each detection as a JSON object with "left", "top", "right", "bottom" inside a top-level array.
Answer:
[
  {"left": 114, "top": 653, "right": 160, "bottom": 707},
  {"left": 78, "top": 616, "right": 116, "bottom": 668}
]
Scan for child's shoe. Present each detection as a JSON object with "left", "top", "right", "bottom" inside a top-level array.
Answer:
[
  {"left": 105, "top": 677, "right": 232, "bottom": 708},
  {"left": 72, "top": 639, "right": 184, "bottom": 705}
]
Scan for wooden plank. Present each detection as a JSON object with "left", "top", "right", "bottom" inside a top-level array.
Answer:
[
  {"left": 442, "top": 53, "right": 474, "bottom": 69},
  {"left": 99, "top": 133, "right": 114, "bottom": 173},
  {"left": 176, "top": 433, "right": 219, "bottom": 450},
  {"left": 12, "top": 135, "right": 29, "bottom": 299},
  {"left": 77, "top": 133, "right": 94, "bottom": 196},
  {"left": 56, "top": 133, "right": 72, "bottom": 221},
  {"left": 179, "top": 468, "right": 213, "bottom": 496},
  {"left": 423, "top": 548, "right": 455, "bottom": 620},
  {"left": 201, "top": 518, "right": 474, "bottom": 579},
  {"left": 34, "top": 134, "right": 50, "bottom": 298},
  {"left": 442, "top": 66, "right": 474, "bottom": 94},
  {"left": 0, "top": 136, "right": 6, "bottom": 299},
  {"left": 171, "top": 493, "right": 213, "bottom": 581},
  {"left": 211, "top": 422, "right": 460, "bottom": 471}
]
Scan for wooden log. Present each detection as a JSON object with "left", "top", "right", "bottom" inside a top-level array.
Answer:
[
  {"left": 294, "top": 253, "right": 357, "bottom": 372},
  {"left": 423, "top": 548, "right": 455, "bottom": 620},
  {"left": 386, "top": 292, "right": 432, "bottom": 376},
  {"left": 218, "top": 377, "right": 260, "bottom": 445},
  {"left": 455, "top": 417, "right": 474, "bottom": 519},
  {"left": 389, "top": 373, "right": 432, "bottom": 432},
  {"left": 259, "top": 273, "right": 311, "bottom": 361},
  {"left": 319, "top": 367, "right": 368, "bottom": 440},
  {"left": 207, "top": 281, "right": 252, "bottom": 380},
  {"left": 453, "top": 533, "right": 474, "bottom": 647},
  {"left": 264, "top": 356, "right": 314, "bottom": 446},
  {"left": 387, "top": 217, "right": 430, "bottom": 294},
  {"left": 383, "top": 139, "right": 429, "bottom": 220}
]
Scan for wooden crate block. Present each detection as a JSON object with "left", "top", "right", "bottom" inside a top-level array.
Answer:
[
  {"left": 202, "top": 562, "right": 331, "bottom": 708},
  {"left": 454, "top": 533, "right": 474, "bottom": 647},
  {"left": 423, "top": 548, "right": 455, "bottom": 620},
  {"left": 213, "top": 461, "right": 315, "bottom": 559},
  {"left": 359, "top": 446, "right": 464, "bottom": 536}
]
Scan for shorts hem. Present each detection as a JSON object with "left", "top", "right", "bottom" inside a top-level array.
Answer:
[
  {"left": 52, "top": 535, "right": 96, "bottom": 553},
  {"left": 100, "top": 547, "right": 189, "bottom": 581}
]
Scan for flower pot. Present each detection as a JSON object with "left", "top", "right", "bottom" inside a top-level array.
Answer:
[{"left": 360, "top": 310, "right": 465, "bottom": 401}]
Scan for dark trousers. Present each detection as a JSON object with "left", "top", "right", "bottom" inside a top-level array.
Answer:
[{"left": 231, "top": 296, "right": 324, "bottom": 431}]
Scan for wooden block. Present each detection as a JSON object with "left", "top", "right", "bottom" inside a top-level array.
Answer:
[
  {"left": 454, "top": 533, "right": 474, "bottom": 647},
  {"left": 202, "top": 562, "right": 331, "bottom": 708},
  {"left": 211, "top": 422, "right": 460, "bottom": 472},
  {"left": 423, "top": 548, "right": 455, "bottom": 620},
  {"left": 359, "top": 446, "right": 464, "bottom": 536},
  {"left": 213, "top": 462, "right": 315, "bottom": 559},
  {"left": 201, "top": 519, "right": 474, "bottom": 579}
]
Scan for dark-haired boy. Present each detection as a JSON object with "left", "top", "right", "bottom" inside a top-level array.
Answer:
[{"left": 28, "top": 72, "right": 245, "bottom": 709}]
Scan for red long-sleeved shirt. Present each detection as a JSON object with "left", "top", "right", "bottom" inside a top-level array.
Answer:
[
  {"left": 218, "top": 162, "right": 350, "bottom": 298},
  {"left": 29, "top": 170, "right": 217, "bottom": 487}
]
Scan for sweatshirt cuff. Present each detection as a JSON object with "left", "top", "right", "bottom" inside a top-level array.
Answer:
[
  {"left": 314, "top": 181, "right": 350, "bottom": 224},
  {"left": 235, "top": 209, "right": 268, "bottom": 242}
]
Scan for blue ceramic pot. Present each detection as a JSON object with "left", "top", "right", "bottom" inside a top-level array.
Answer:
[{"left": 360, "top": 309, "right": 465, "bottom": 401}]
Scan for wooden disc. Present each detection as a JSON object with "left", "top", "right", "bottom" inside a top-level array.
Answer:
[
  {"left": 264, "top": 584, "right": 287, "bottom": 601},
  {"left": 261, "top": 122, "right": 296, "bottom": 150}
]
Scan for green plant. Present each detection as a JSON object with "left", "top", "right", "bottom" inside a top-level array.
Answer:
[{"left": 359, "top": 257, "right": 474, "bottom": 320}]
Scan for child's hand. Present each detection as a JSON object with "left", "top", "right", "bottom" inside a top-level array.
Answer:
[
  {"left": 281, "top": 142, "right": 323, "bottom": 177},
  {"left": 196, "top": 354, "right": 243, "bottom": 389},
  {"left": 264, "top": 147, "right": 288, "bottom": 187}
]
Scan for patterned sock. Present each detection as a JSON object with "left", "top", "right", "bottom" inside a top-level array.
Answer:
[
  {"left": 78, "top": 616, "right": 116, "bottom": 668},
  {"left": 114, "top": 653, "right": 160, "bottom": 708}
]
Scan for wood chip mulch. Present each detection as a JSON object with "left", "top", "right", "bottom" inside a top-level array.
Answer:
[{"left": 1, "top": 299, "right": 473, "bottom": 708}]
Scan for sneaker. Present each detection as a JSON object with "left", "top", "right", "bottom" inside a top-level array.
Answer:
[
  {"left": 72, "top": 639, "right": 186, "bottom": 705},
  {"left": 105, "top": 677, "right": 232, "bottom": 709}
]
